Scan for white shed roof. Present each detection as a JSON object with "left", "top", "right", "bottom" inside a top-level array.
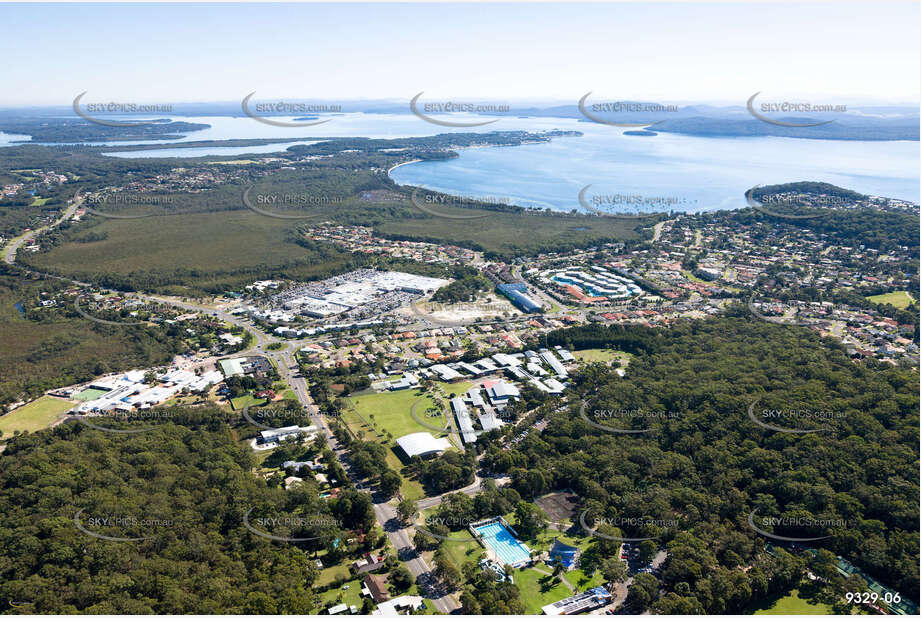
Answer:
[{"left": 396, "top": 432, "right": 451, "bottom": 458}]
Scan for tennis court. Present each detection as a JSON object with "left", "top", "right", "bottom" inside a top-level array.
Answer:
[{"left": 73, "top": 387, "right": 108, "bottom": 401}]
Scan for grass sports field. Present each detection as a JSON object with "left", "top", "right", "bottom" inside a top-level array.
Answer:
[
  {"left": 0, "top": 396, "right": 74, "bottom": 435},
  {"left": 73, "top": 387, "right": 108, "bottom": 401},
  {"left": 348, "top": 388, "right": 442, "bottom": 441},
  {"left": 866, "top": 290, "right": 915, "bottom": 309},
  {"left": 347, "top": 385, "right": 472, "bottom": 443}
]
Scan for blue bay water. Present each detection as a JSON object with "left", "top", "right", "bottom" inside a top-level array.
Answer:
[
  {"left": 3, "top": 113, "right": 917, "bottom": 211},
  {"left": 389, "top": 120, "right": 920, "bottom": 213}
]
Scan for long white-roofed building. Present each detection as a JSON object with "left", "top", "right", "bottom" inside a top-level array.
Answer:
[
  {"left": 539, "top": 350, "right": 568, "bottom": 378},
  {"left": 451, "top": 397, "right": 477, "bottom": 444}
]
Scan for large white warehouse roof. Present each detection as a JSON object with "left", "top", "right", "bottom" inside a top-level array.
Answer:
[{"left": 396, "top": 432, "right": 451, "bottom": 458}]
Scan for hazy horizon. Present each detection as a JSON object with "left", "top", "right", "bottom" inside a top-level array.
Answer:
[{"left": 1, "top": 2, "right": 918, "bottom": 106}]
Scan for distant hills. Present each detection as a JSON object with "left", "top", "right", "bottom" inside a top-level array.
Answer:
[{"left": 1, "top": 99, "right": 917, "bottom": 141}]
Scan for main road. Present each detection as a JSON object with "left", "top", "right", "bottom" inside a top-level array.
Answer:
[
  {"left": 3, "top": 196, "right": 461, "bottom": 614},
  {"left": 268, "top": 347, "right": 459, "bottom": 613}
]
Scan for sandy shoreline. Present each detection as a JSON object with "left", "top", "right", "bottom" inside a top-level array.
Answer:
[{"left": 387, "top": 159, "right": 422, "bottom": 175}]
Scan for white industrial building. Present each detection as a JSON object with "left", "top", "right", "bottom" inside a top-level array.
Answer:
[
  {"left": 555, "top": 347, "right": 576, "bottom": 362},
  {"left": 543, "top": 378, "right": 566, "bottom": 395},
  {"left": 73, "top": 367, "right": 223, "bottom": 414},
  {"left": 255, "top": 425, "right": 318, "bottom": 449},
  {"left": 372, "top": 596, "right": 425, "bottom": 616},
  {"left": 396, "top": 432, "right": 451, "bottom": 458},
  {"left": 275, "top": 270, "right": 449, "bottom": 318}
]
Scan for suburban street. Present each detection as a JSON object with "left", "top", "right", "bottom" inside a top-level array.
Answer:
[{"left": 3, "top": 198, "right": 82, "bottom": 265}]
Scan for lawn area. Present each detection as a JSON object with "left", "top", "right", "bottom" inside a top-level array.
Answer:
[
  {"left": 318, "top": 575, "right": 365, "bottom": 612},
  {"left": 752, "top": 589, "right": 834, "bottom": 615},
  {"left": 272, "top": 381, "right": 297, "bottom": 400},
  {"left": 230, "top": 394, "right": 267, "bottom": 410},
  {"left": 866, "top": 290, "right": 915, "bottom": 309},
  {"left": 681, "top": 269, "right": 709, "bottom": 284},
  {"left": 418, "top": 506, "right": 484, "bottom": 571},
  {"left": 531, "top": 526, "right": 594, "bottom": 554},
  {"left": 514, "top": 566, "right": 572, "bottom": 614},
  {"left": 388, "top": 451, "right": 424, "bottom": 501},
  {"left": 340, "top": 404, "right": 426, "bottom": 502},
  {"left": 572, "top": 348, "right": 632, "bottom": 366},
  {"left": 0, "top": 396, "right": 74, "bottom": 435},
  {"left": 318, "top": 572, "right": 438, "bottom": 615},
  {"left": 250, "top": 448, "right": 275, "bottom": 467},
  {"left": 441, "top": 530, "right": 484, "bottom": 570},
  {"left": 441, "top": 381, "right": 475, "bottom": 397},
  {"left": 317, "top": 562, "right": 352, "bottom": 587},
  {"left": 562, "top": 567, "right": 605, "bottom": 591}
]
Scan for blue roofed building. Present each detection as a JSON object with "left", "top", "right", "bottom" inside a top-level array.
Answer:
[{"left": 548, "top": 538, "right": 580, "bottom": 570}]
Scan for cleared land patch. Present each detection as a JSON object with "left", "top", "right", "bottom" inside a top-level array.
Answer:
[
  {"left": 866, "top": 290, "right": 915, "bottom": 309},
  {"left": 572, "top": 348, "right": 632, "bottom": 366}
]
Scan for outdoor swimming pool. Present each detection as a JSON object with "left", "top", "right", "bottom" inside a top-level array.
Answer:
[{"left": 473, "top": 521, "right": 532, "bottom": 566}]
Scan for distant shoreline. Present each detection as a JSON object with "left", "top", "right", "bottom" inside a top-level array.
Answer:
[{"left": 387, "top": 131, "right": 579, "bottom": 183}]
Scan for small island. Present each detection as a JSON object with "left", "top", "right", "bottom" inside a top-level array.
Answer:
[{"left": 624, "top": 130, "right": 658, "bottom": 137}]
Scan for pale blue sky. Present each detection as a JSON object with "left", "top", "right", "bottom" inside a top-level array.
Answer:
[{"left": 1, "top": 2, "right": 918, "bottom": 105}]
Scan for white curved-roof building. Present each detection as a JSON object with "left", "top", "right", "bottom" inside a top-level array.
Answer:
[{"left": 396, "top": 432, "right": 451, "bottom": 458}]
